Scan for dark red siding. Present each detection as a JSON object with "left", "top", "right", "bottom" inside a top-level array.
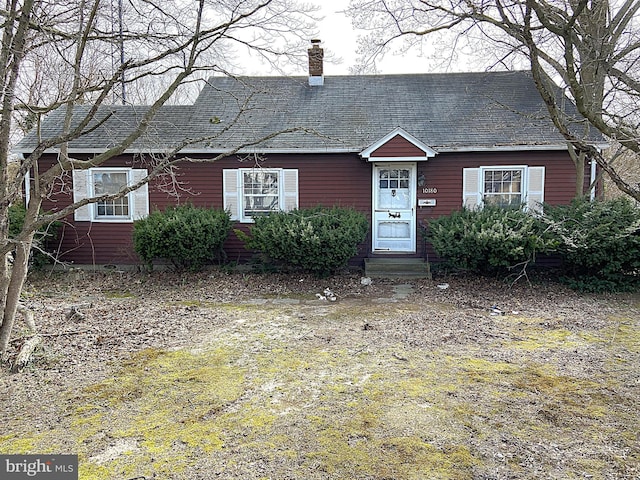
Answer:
[
  {"left": 371, "top": 135, "right": 428, "bottom": 157},
  {"left": 416, "top": 150, "right": 589, "bottom": 262},
  {"left": 416, "top": 150, "right": 586, "bottom": 224},
  {"left": 40, "top": 153, "right": 373, "bottom": 266},
  {"left": 38, "top": 149, "right": 589, "bottom": 267}
]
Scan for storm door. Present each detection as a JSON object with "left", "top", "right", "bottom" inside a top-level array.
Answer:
[{"left": 372, "top": 163, "right": 416, "bottom": 252}]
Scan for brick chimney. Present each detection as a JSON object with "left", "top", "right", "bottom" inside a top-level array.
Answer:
[{"left": 308, "top": 39, "right": 324, "bottom": 86}]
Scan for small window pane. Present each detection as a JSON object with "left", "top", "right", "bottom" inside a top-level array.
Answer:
[
  {"left": 483, "top": 169, "right": 523, "bottom": 208},
  {"left": 243, "top": 170, "right": 280, "bottom": 217},
  {"left": 93, "top": 171, "right": 130, "bottom": 218}
]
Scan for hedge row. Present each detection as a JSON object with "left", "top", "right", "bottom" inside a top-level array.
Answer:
[
  {"left": 133, "top": 205, "right": 368, "bottom": 277},
  {"left": 426, "top": 198, "right": 640, "bottom": 292},
  {"left": 133, "top": 199, "right": 639, "bottom": 291}
]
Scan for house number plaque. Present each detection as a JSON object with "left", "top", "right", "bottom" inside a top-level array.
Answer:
[{"left": 422, "top": 187, "right": 438, "bottom": 194}]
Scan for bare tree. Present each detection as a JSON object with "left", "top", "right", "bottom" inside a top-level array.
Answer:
[
  {"left": 0, "top": 0, "right": 317, "bottom": 360},
  {"left": 346, "top": 0, "right": 640, "bottom": 200}
]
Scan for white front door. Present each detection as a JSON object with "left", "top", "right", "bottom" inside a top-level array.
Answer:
[{"left": 373, "top": 163, "right": 416, "bottom": 252}]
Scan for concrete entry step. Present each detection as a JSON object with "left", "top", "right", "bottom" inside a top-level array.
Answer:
[{"left": 364, "top": 257, "right": 432, "bottom": 279}]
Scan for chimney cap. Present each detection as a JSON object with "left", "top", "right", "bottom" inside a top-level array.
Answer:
[{"left": 311, "top": 38, "right": 321, "bottom": 45}]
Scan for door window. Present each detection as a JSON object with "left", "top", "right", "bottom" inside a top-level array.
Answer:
[{"left": 377, "top": 168, "right": 411, "bottom": 209}]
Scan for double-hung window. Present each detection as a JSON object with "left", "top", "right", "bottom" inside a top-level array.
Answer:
[
  {"left": 73, "top": 168, "right": 149, "bottom": 222},
  {"left": 223, "top": 168, "right": 298, "bottom": 222},
  {"left": 93, "top": 171, "right": 130, "bottom": 218},
  {"left": 482, "top": 168, "right": 524, "bottom": 207},
  {"left": 463, "top": 165, "right": 545, "bottom": 212},
  {"left": 242, "top": 170, "right": 280, "bottom": 218}
]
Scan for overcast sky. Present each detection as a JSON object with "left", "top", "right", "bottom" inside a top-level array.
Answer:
[
  {"left": 238, "top": 1, "right": 431, "bottom": 76},
  {"left": 316, "top": 1, "right": 426, "bottom": 75},
  {"left": 316, "top": 2, "right": 359, "bottom": 74}
]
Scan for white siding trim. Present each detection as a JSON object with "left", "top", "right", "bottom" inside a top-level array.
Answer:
[
  {"left": 360, "top": 127, "right": 438, "bottom": 159},
  {"left": 590, "top": 158, "right": 597, "bottom": 201},
  {"left": 24, "top": 166, "right": 30, "bottom": 206}
]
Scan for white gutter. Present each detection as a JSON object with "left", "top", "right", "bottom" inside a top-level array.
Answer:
[
  {"left": 15, "top": 139, "right": 610, "bottom": 156},
  {"left": 14, "top": 144, "right": 583, "bottom": 156}
]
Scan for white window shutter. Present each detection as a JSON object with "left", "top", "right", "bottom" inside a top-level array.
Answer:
[
  {"left": 462, "top": 168, "right": 481, "bottom": 209},
  {"left": 72, "top": 170, "right": 91, "bottom": 221},
  {"left": 131, "top": 169, "right": 149, "bottom": 220},
  {"left": 223, "top": 169, "right": 240, "bottom": 220},
  {"left": 526, "top": 166, "right": 545, "bottom": 213},
  {"left": 283, "top": 169, "right": 299, "bottom": 212}
]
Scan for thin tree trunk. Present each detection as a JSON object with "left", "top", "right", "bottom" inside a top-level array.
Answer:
[
  {"left": 0, "top": 252, "right": 10, "bottom": 327},
  {"left": 0, "top": 236, "right": 33, "bottom": 360}
]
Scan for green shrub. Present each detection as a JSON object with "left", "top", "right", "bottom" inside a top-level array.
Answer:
[
  {"left": 8, "top": 203, "right": 29, "bottom": 239},
  {"left": 133, "top": 204, "right": 232, "bottom": 271},
  {"left": 237, "top": 206, "right": 369, "bottom": 277},
  {"left": 542, "top": 197, "right": 640, "bottom": 292},
  {"left": 426, "top": 206, "right": 556, "bottom": 276},
  {"left": 8, "top": 203, "right": 61, "bottom": 269}
]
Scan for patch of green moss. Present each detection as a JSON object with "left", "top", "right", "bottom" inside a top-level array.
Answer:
[
  {"left": 514, "top": 365, "right": 612, "bottom": 422},
  {"left": 514, "top": 328, "right": 580, "bottom": 350},
  {"left": 104, "top": 290, "right": 135, "bottom": 299},
  {"left": 306, "top": 424, "right": 478, "bottom": 479},
  {"left": 171, "top": 299, "right": 219, "bottom": 308},
  {"left": 70, "top": 413, "right": 105, "bottom": 443},
  {"left": 324, "top": 302, "right": 400, "bottom": 322},
  {"left": 604, "top": 319, "right": 640, "bottom": 353},
  {"left": 0, "top": 434, "right": 39, "bottom": 454},
  {"left": 256, "top": 347, "right": 310, "bottom": 376},
  {"left": 457, "top": 357, "right": 520, "bottom": 379},
  {"left": 291, "top": 352, "right": 482, "bottom": 479},
  {"left": 71, "top": 347, "right": 246, "bottom": 478}
]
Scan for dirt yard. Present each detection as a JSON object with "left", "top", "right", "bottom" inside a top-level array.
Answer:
[{"left": 1, "top": 270, "right": 638, "bottom": 479}]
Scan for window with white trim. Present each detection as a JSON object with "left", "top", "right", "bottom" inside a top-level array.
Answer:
[
  {"left": 463, "top": 166, "right": 545, "bottom": 213},
  {"left": 242, "top": 170, "right": 280, "bottom": 217},
  {"left": 223, "top": 168, "right": 298, "bottom": 222},
  {"left": 483, "top": 168, "right": 523, "bottom": 207},
  {"left": 72, "top": 168, "right": 149, "bottom": 222},
  {"left": 93, "top": 171, "right": 130, "bottom": 218}
]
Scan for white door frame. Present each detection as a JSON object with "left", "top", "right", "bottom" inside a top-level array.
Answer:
[{"left": 372, "top": 162, "right": 417, "bottom": 253}]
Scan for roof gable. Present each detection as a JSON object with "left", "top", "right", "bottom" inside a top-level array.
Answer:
[{"left": 361, "top": 127, "right": 438, "bottom": 161}]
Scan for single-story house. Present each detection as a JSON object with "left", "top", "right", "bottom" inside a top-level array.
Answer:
[{"left": 16, "top": 41, "right": 604, "bottom": 269}]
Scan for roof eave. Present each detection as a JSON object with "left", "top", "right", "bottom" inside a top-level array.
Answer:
[{"left": 15, "top": 142, "right": 609, "bottom": 156}]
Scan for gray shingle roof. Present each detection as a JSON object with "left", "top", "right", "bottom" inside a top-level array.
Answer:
[{"left": 16, "top": 71, "right": 599, "bottom": 154}]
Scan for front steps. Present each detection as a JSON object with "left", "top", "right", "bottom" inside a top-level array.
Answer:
[{"left": 364, "top": 257, "right": 431, "bottom": 279}]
